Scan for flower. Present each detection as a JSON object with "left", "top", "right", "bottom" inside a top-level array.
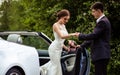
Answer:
[{"left": 68, "top": 40, "right": 76, "bottom": 48}]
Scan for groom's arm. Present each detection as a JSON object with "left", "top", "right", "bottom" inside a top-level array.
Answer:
[
  {"left": 78, "top": 21, "right": 106, "bottom": 40},
  {"left": 80, "top": 40, "right": 92, "bottom": 48}
]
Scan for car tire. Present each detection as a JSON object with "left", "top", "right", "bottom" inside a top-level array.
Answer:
[{"left": 6, "top": 68, "right": 23, "bottom": 75}]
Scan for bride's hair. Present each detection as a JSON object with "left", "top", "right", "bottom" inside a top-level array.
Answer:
[{"left": 56, "top": 9, "right": 70, "bottom": 20}]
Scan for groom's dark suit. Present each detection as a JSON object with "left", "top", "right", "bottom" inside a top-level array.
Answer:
[
  {"left": 75, "top": 16, "right": 111, "bottom": 75},
  {"left": 79, "top": 16, "right": 111, "bottom": 62}
]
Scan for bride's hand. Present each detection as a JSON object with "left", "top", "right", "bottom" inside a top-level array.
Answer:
[
  {"left": 63, "top": 45, "right": 70, "bottom": 52},
  {"left": 67, "top": 47, "right": 71, "bottom": 52},
  {"left": 70, "top": 33, "right": 76, "bottom": 36},
  {"left": 75, "top": 32, "right": 80, "bottom": 37},
  {"left": 70, "top": 32, "right": 80, "bottom": 37}
]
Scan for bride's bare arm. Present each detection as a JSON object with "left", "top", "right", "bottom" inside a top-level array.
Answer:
[
  {"left": 53, "top": 24, "right": 75, "bottom": 39},
  {"left": 63, "top": 44, "right": 70, "bottom": 52}
]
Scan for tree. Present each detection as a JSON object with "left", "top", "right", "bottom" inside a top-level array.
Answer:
[{"left": 0, "top": 0, "right": 120, "bottom": 74}]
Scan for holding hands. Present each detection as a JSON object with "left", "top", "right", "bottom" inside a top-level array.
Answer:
[
  {"left": 69, "top": 32, "right": 80, "bottom": 37},
  {"left": 63, "top": 32, "right": 81, "bottom": 52},
  {"left": 75, "top": 32, "right": 80, "bottom": 37}
]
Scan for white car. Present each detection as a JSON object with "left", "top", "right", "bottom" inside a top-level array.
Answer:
[
  {"left": 0, "top": 39, "right": 40, "bottom": 75},
  {"left": 0, "top": 31, "right": 90, "bottom": 75},
  {"left": 0, "top": 31, "right": 51, "bottom": 75}
]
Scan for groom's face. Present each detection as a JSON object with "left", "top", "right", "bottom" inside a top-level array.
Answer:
[{"left": 91, "top": 9, "right": 100, "bottom": 19}]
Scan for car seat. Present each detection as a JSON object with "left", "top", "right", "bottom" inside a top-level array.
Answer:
[{"left": 7, "top": 34, "right": 23, "bottom": 44}]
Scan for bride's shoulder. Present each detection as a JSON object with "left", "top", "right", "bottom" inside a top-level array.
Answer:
[
  {"left": 53, "top": 22, "right": 58, "bottom": 26},
  {"left": 53, "top": 23, "right": 60, "bottom": 32},
  {"left": 53, "top": 23, "right": 59, "bottom": 28}
]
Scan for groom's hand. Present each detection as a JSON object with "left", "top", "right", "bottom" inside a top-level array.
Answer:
[
  {"left": 75, "top": 32, "right": 80, "bottom": 37},
  {"left": 76, "top": 45, "right": 80, "bottom": 48}
]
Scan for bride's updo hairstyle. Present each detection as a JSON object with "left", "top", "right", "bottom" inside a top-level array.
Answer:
[{"left": 56, "top": 9, "right": 70, "bottom": 20}]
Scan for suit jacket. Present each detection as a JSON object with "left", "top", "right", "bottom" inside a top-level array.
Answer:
[{"left": 78, "top": 16, "right": 111, "bottom": 62}]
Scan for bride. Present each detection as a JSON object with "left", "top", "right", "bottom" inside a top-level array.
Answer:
[{"left": 40, "top": 9, "right": 76, "bottom": 75}]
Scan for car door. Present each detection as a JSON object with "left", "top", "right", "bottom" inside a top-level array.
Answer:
[{"left": 21, "top": 35, "right": 50, "bottom": 66}]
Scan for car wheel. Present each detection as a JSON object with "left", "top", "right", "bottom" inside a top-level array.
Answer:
[{"left": 6, "top": 68, "right": 23, "bottom": 75}]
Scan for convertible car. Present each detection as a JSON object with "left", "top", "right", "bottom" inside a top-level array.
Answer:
[{"left": 0, "top": 31, "right": 90, "bottom": 75}]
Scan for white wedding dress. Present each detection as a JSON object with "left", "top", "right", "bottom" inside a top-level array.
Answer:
[{"left": 40, "top": 24, "right": 68, "bottom": 75}]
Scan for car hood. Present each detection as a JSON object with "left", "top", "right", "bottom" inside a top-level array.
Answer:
[
  {"left": 0, "top": 40, "right": 36, "bottom": 55},
  {"left": 0, "top": 40, "right": 40, "bottom": 75}
]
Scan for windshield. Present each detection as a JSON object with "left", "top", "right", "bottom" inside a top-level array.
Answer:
[{"left": 22, "top": 36, "right": 49, "bottom": 50}]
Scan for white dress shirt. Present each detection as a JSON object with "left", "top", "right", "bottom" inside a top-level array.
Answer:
[{"left": 96, "top": 14, "right": 105, "bottom": 23}]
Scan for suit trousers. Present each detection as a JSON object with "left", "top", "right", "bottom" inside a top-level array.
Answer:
[{"left": 93, "top": 59, "right": 109, "bottom": 75}]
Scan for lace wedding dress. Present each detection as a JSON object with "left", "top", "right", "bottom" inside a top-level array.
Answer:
[{"left": 40, "top": 24, "right": 68, "bottom": 75}]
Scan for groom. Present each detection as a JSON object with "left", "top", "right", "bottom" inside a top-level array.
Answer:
[{"left": 75, "top": 2, "right": 111, "bottom": 75}]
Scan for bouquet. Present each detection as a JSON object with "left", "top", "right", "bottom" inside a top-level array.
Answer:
[{"left": 68, "top": 40, "right": 78, "bottom": 51}]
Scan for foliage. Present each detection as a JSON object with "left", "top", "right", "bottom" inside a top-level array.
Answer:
[{"left": 0, "top": 0, "right": 120, "bottom": 74}]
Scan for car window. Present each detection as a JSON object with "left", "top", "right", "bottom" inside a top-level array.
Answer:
[{"left": 22, "top": 36, "right": 49, "bottom": 50}]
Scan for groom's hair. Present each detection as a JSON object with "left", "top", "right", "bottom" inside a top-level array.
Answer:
[{"left": 91, "top": 2, "right": 104, "bottom": 12}]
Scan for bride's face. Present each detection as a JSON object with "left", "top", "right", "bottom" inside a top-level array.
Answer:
[{"left": 60, "top": 16, "right": 70, "bottom": 24}]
